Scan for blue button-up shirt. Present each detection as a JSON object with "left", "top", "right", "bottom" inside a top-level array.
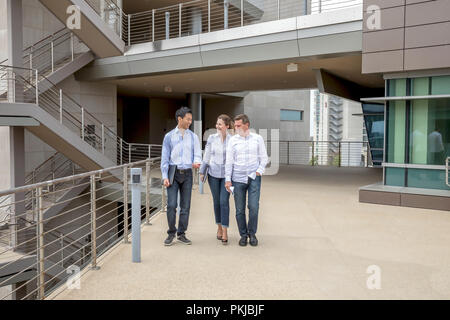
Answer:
[
  {"left": 161, "top": 127, "right": 202, "bottom": 180},
  {"left": 225, "top": 132, "right": 269, "bottom": 184},
  {"left": 200, "top": 132, "right": 231, "bottom": 179}
]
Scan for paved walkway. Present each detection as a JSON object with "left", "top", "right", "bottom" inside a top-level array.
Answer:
[{"left": 50, "top": 166, "right": 450, "bottom": 299}]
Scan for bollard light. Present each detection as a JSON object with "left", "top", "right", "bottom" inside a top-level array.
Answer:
[{"left": 130, "top": 167, "right": 142, "bottom": 263}]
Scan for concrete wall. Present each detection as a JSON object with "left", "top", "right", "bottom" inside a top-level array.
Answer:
[
  {"left": 149, "top": 98, "right": 181, "bottom": 145},
  {"left": 362, "top": 0, "right": 450, "bottom": 73},
  {"left": 243, "top": 90, "right": 311, "bottom": 142},
  {"left": 0, "top": 0, "right": 7, "bottom": 62}
]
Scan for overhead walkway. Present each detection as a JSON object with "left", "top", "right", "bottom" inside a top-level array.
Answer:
[
  {"left": 43, "top": 165, "right": 450, "bottom": 300},
  {"left": 75, "top": 5, "right": 364, "bottom": 83}
]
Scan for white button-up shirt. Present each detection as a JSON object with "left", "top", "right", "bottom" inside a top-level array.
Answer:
[
  {"left": 200, "top": 132, "right": 231, "bottom": 179},
  {"left": 225, "top": 132, "right": 269, "bottom": 184}
]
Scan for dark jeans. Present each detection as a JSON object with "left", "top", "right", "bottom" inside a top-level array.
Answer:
[
  {"left": 232, "top": 175, "right": 262, "bottom": 238},
  {"left": 207, "top": 175, "right": 230, "bottom": 228},
  {"left": 166, "top": 168, "right": 193, "bottom": 236}
]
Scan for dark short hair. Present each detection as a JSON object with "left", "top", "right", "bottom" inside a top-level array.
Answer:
[
  {"left": 234, "top": 114, "right": 250, "bottom": 125},
  {"left": 175, "top": 106, "right": 192, "bottom": 121}
]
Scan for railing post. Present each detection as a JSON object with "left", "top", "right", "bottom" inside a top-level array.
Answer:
[
  {"left": 123, "top": 167, "right": 129, "bottom": 243},
  {"left": 51, "top": 37, "right": 54, "bottom": 73},
  {"left": 224, "top": 0, "right": 229, "bottom": 29},
  {"left": 59, "top": 89, "right": 63, "bottom": 124},
  {"left": 10, "top": 71, "right": 16, "bottom": 103},
  {"left": 101, "top": 124, "right": 105, "bottom": 154},
  {"left": 338, "top": 141, "right": 341, "bottom": 167},
  {"left": 145, "top": 160, "right": 151, "bottom": 225},
  {"left": 35, "top": 69, "right": 39, "bottom": 105},
  {"left": 129, "top": 143, "right": 132, "bottom": 163},
  {"left": 148, "top": 145, "right": 151, "bottom": 159},
  {"left": 60, "top": 233, "right": 64, "bottom": 267},
  {"left": 241, "top": 0, "right": 244, "bottom": 26},
  {"left": 277, "top": 0, "right": 280, "bottom": 20},
  {"left": 161, "top": 185, "right": 166, "bottom": 213},
  {"left": 70, "top": 33, "right": 74, "bottom": 61},
  {"left": 90, "top": 174, "right": 100, "bottom": 270},
  {"left": 152, "top": 9, "right": 155, "bottom": 42},
  {"left": 304, "top": 0, "right": 308, "bottom": 15},
  {"left": 165, "top": 11, "right": 170, "bottom": 39},
  {"left": 311, "top": 141, "right": 315, "bottom": 166},
  {"left": 128, "top": 14, "right": 131, "bottom": 46},
  {"left": 37, "top": 186, "right": 45, "bottom": 300},
  {"left": 365, "top": 142, "right": 368, "bottom": 168},
  {"left": 29, "top": 47, "right": 33, "bottom": 80},
  {"left": 179, "top": 3, "right": 182, "bottom": 38},
  {"left": 120, "top": 138, "right": 123, "bottom": 165},
  {"left": 208, "top": 0, "right": 211, "bottom": 32},
  {"left": 287, "top": 141, "right": 290, "bottom": 165},
  {"left": 319, "top": 0, "right": 322, "bottom": 13},
  {"left": 81, "top": 107, "right": 85, "bottom": 141},
  {"left": 348, "top": 142, "right": 350, "bottom": 167}
]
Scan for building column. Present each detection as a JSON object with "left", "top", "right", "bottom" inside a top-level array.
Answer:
[
  {"left": 187, "top": 93, "right": 202, "bottom": 143},
  {"left": 7, "top": 0, "right": 28, "bottom": 300}
]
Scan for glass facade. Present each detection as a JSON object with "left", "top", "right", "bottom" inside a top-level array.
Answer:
[
  {"left": 385, "top": 76, "right": 450, "bottom": 190},
  {"left": 362, "top": 103, "right": 384, "bottom": 166},
  {"left": 280, "top": 109, "right": 303, "bottom": 121}
]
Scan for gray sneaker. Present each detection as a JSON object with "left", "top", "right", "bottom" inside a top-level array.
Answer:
[
  {"left": 164, "top": 235, "right": 175, "bottom": 246},
  {"left": 177, "top": 234, "right": 192, "bottom": 245}
]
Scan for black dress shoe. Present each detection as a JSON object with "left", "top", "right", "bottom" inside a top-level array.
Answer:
[
  {"left": 239, "top": 236, "right": 248, "bottom": 247},
  {"left": 249, "top": 235, "right": 258, "bottom": 247}
]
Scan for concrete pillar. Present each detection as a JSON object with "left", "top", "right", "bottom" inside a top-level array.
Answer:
[
  {"left": 7, "top": 0, "right": 26, "bottom": 255},
  {"left": 187, "top": 93, "right": 202, "bottom": 142},
  {"left": 190, "top": 6, "right": 202, "bottom": 35}
]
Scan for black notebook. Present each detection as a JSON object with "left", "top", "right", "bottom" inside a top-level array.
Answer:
[{"left": 163, "top": 164, "right": 176, "bottom": 186}]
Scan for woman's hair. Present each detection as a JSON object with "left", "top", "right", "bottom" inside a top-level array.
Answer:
[{"left": 217, "top": 114, "right": 234, "bottom": 130}]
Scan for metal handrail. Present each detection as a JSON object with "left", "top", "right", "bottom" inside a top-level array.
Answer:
[
  {"left": 0, "top": 156, "right": 164, "bottom": 300},
  {"left": 0, "top": 157, "right": 160, "bottom": 197},
  {"left": 123, "top": 0, "right": 363, "bottom": 46},
  {"left": 1, "top": 64, "right": 161, "bottom": 166}
]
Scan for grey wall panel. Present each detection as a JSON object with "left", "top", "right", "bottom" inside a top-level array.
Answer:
[
  {"left": 363, "top": 6, "right": 405, "bottom": 32},
  {"left": 127, "top": 53, "right": 203, "bottom": 75},
  {"left": 404, "top": 45, "right": 450, "bottom": 70},
  {"left": 363, "top": 0, "right": 405, "bottom": 10},
  {"left": 405, "top": 22, "right": 450, "bottom": 49},
  {"left": 201, "top": 40, "right": 300, "bottom": 67},
  {"left": 299, "top": 31, "right": 362, "bottom": 57},
  {"left": 405, "top": 0, "right": 450, "bottom": 26},
  {"left": 362, "top": 50, "right": 404, "bottom": 73},
  {"left": 363, "top": 28, "right": 404, "bottom": 52}
]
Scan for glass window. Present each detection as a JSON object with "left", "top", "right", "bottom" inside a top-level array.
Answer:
[
  {"left": 431, "top": 75, "right": 450, "bottom": 95},
  {"left": 408, "top": 169, "right": 449, "bottom": 190},
  {"left": 388, "top": 78, "right": 407, "bottom": 97},
  {"left": 280, "top": 109, "right": 303, "bottom": 121},
  {"left": 385, "top": 167, "right": 405, "bottom": 187},
  {"left": 411, "top": 77, "right": 429, "bottom": 96},
  {"left": 387, "top": 100, "right": 406, "bottom": 163},
  {"left": 410, "top": 98, "right": 450, "bottom": 165}
]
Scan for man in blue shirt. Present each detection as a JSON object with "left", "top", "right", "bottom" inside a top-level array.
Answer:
[{"left": 161, "top": 107, "right": 202, "bottom": 246}]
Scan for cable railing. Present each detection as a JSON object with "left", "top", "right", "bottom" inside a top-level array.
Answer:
[
  {"left": 0, "top": 157, "right": 164, "bottom": 300},
  {"left": 122, "top": 0, "right": 363, "bottom": 46},
  {"left": 0, "top": 28, "right": 89, "bottom": 86},
  {"left": 0, "top": 65, "right": 161, "bottom": 167},
  {"left": 267, "top": 140, "right": 370, "bottom": 167}
]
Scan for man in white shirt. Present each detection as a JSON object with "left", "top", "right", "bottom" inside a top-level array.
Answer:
[{"left": 225, "top": 114, "right": 268, "bottom": 246}]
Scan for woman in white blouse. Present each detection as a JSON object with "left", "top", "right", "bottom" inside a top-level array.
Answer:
[{"left": 200, "top": 114, "right": 234, "bottom": 245}]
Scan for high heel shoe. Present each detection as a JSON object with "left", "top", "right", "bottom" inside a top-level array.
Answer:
[{"left": 221, "top": 238, "right": 228, "bottom": 245}]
